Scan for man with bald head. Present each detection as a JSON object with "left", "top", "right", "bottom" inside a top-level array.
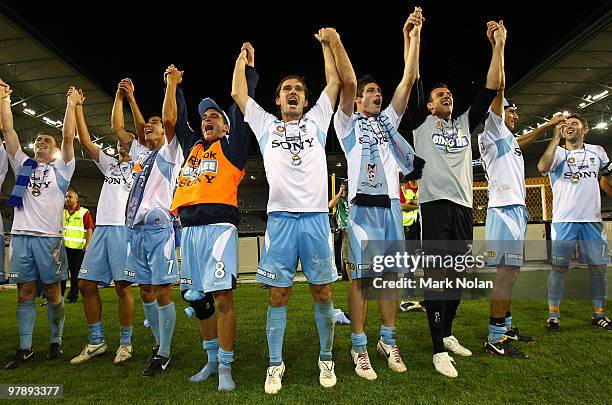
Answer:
[{"left": 62, "top": 189, "right": 95, "bottom": 303}]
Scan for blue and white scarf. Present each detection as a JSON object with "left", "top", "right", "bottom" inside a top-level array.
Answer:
[
  {"left": 354, "top": 113, "right": 425, "bottom": 207},
  {"left": 7, "top": 158, "right": 38, "bottom": 208},
  {"left": 125, "top": 150, "right": 159, "bottom": 228}
]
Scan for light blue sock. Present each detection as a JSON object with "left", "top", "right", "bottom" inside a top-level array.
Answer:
[
  {"left": 88, "top": 321, "right": 104, "bottom": 345},
  {"left": 314, "top": 302, "right": 334, "bottom": 361},
  {"left": 504, "top": 312, "right": 513, "bottom": 330},
  {"left": 47, "top": 299, "right": 64, "bottom": 344},
  {"left": 380, "top": 325, "right": 397, "bottom": 346},
  {"left": 17, "top": 300, "right": 36, "bottom": 350},
  {"left": 266, "top": 306, "right": 286, "bottom": 366},
  {"left": 547, "top": 270, "right": 565, "bottom": 319},
  {"left": 142, "top": 301, "right": 160, "bottom": 345},
  {"left": 217, "top": 348, "right": 235, "bottom": 392},
  {"left": 157, "top": 302, "right": 176, "bottom": 358},
  {"left": 488, "top": 319, "right": 506, "bottom": 343},
  {"left": 590, "top": 267, "right": 607, "bottom": 318},
  {"left": 190, "top": 339, "right": 219, "bottom": 382},
  {"left": 119, "top": 326, "right": 132, "bottom": 346},
  {"left": 351, "top": 332, "right": 368, "bottom": 353}
]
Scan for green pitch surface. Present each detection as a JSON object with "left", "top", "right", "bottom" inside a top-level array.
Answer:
[{"left": 0, "top": 280, "right": 610, "bottom": 404}]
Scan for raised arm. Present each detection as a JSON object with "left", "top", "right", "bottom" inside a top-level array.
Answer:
[
  {"left": 0, "top": 79, "right": 20, "bottom": 156},
  {"left": 468, "top": 21, "right": 506, "bottom": 132},
  {"left": 314, "top": 28, "right": 341, "bottom": 108},
  {"left": 487, "top": 21, "right": 505, "bottom": 117},
  {"left": 517, "top": 113, "right": 566, "bottom": 149},
  {"left": 391, "top": 7, "right": 423, "bottom": 116},
  {"left": 231, "top": 48, "right": 250, "bottom": 114},
  {"left": 317, "top": 28, "right": 356, "bottom": 117},
  {"left": 62, "top": 86, "right": 78, "bottom": 162},
  {"left": 162, "top": 65, "right": 183, "bottom": 144},
  {"left": 485, "top": 21, "right": 506, "bottom": 92},
  {"left": 328, "top": 184, "right": 345, "bottom": 209},
  {"left": 537, "top": 123, "right": 563, "bottom": 174},
  {"left": 111, "top": 83, "right": 136, "bottom": 147},
  {"left": 122, "top": 79, "right": 146, "bottom": 145},
  {"left": 74, "top": 89, "right": 101, "bottom": 163}
]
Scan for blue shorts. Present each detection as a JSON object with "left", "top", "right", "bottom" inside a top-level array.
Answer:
[
  {"left": 485, "top": 205, "right": 528, "bottom": 267},
  {"left": 180, "top": 224, "right": 237, "bottom": 293},
  {"left": 257, "top": 212, "right": 337, "bottom": 288},
  {"left": 80, "top": 226, "right": 134, "bottom": 286},
  {"left": 551, "top": 222, "right": 610, "bottom": 266},
  {"left": 8, "top": 235, "right": 68, "bottom": 284},
  {"left": 348, "top": 199, "right": 405, "bottom": 279},
  {"left": 126, "top": 223, "right": 179, "bottom": 286}
]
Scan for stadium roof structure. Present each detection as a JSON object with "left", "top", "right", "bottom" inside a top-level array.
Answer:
[
  {"left": 483, "top": 9, "right": 612, "bottom": 178},
  {"left": 0, "top": 12, "right": 133, "bottom": 174}
]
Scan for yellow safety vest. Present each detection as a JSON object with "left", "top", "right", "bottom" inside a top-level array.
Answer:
[
  {"left": 401, "top": 186, "right": 418, "bottom": 227},
  {"left": 63, "top": 207, "right": 88, "bottom": 250}
]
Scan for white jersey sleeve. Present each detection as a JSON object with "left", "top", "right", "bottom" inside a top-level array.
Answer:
[
  {"left": 594, "top": 145, "right": 610, "bottom": 169},
  {"left": 381, "top": 104, "right": 403, "bottom": 129},
  {"left": 333, "top": 109, "right": 354, "bottom": 140},
  {"left": 95, "top": 150, "right": 113, "bottom": 174},
  {"left": 8, "top": 147, "right": 28, "bottom": 175},
  {"left": 480, "top": 110, "right": 506, "bottom": 143},
  {"left": 547, "top": 147, "right": 566, "bottom": 175},
  {"left": 304, "top": 92, "right": 333, "bottom": 145},
  {"left": 245, "top": 98, "right": 277, "bottom": 143}
]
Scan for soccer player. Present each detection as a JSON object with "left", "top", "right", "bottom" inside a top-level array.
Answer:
[
  {"left": 163, "top": 42, "right": 259, "bottom": 393},
  {"left": 1, "top": 81, "right": 76, "bottom": 368},
  {"left": 69, "top": 89, "right": 137, "bottom": 365},
  {"left": 232, "top": 28, "right": 350, "bottom": 394},
  {"left": 112, "top": 76, "right": 184, "bottom": 376},
  {"left": 479, "top": 21, "right": 567, "bottom": 358},
  {"left": 538, "top": 113, "right": 612, "bottom": 332},
  {"left": 408, "top": 20, "right": 504, "bottom": 377},
  {"left": 333, "top": 7, "right": 424, "bottom": 380}
]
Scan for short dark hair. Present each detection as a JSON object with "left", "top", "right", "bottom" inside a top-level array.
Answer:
[
  {"left": 566, "top": 112, "right": 588, "bottom": 129},
  {"left": 275, "top": 75, "right": 309, "bottom": 101},
  {"left": 357, "top": 75, "right": 381, "bottom": 97},
  {"left": 35, "top": 131, "right": 59, "bottom": 147},
  {"left": 428, "top": 83, "right": 450, "bottom": 102},
  {"left": 148, "top": 114, "right": 162, "bottom": 121}
]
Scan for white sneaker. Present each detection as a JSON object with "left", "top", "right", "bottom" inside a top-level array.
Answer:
[
  {"left": 113, "top": 345, "right": 133, "bottom": 364},
  {"left": 351, "top": 349, "right": 377, "bottom": 380},
  {"left": 433, "top": 352, "right": 458, "bottom": 378},
  {"left": 318, "top": 359, "right": 337, "bottom": 388},
  {"left": 443, "top": 335, "right": 472, "bottom": 357},
  {"left": 264, "top": 362, "right": 285, "bottom": 394},
  {"left": 70, "top": 342, "right": 108, "bottom": 364},
  {"left": 376, "top": 339, "right": 407, "bottom": 372}
]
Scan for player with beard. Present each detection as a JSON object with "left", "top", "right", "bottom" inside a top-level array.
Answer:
[{"left": 538, "top": 113, "right": 612, "bottom": 332}]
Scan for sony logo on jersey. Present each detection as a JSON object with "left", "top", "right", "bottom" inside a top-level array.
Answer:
[
  {"left": 29, "top": 181, "right": 51, "bottom": 189},
  {"left": 514, "top": 148, "right": 522, "bottom": 157},
  {"left": 271, "top": 138, "right": 314, "bottom": 154},
  {"left": 432, "top": 134, "right": 469, "bottom": 152},
  {"left": 563, "top": 171, "right": 598, "bottom": 180},
  {"left": 358, "top": 135, "right": 388, "bottom": 145},
  {"left": 103, "top": 176, "right": 129, "bottom": 185}
]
